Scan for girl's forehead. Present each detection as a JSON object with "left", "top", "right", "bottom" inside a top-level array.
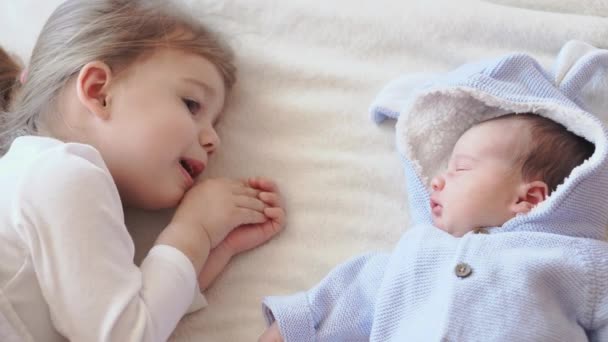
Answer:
[
  {"left": 128, "top": 49, "right": 225, "bottom": 91},
  {"left": 139, "top": 49, "right": 214, "bottom": 73}
]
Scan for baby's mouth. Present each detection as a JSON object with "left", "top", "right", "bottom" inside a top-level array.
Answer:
[
  {"left": 430, "top": 198, "right": 442, "bottom": 215},
  {"left": 430, "top": 198, "right": 438, "bottom": 209}
]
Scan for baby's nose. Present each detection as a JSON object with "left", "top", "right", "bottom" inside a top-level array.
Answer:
[{"left": 431, "top": 175, "right": 445, "bottom": 191}]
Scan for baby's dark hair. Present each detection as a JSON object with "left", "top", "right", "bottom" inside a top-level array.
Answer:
[{"left": 491, "top": 113, "right": 594, "bottom": 193}]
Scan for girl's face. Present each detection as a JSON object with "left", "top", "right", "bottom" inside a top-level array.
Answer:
[{"left": 97, "top": 48, "right": 227, "bottom": 209}]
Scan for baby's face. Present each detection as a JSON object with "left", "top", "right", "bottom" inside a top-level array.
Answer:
[{"left": 429, "top": 119, "right": 529, "bottom": 236}]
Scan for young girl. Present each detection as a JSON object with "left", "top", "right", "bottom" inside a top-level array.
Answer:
[{"left": 0, "top": 1, "right": 285, "bottom": 341}]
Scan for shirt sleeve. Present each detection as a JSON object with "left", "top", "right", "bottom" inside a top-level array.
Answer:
[
  {"left": 263, "top": 252, "right": 390, "bottom": 342},
  {"left": 14, "top": 144, "right": 197, "bottom": 342}
]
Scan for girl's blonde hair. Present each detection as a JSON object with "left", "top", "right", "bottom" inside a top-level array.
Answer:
[{"left": 0, "top": 0, "right": 236, "bottom": 155}]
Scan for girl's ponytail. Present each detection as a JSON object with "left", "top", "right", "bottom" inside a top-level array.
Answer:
[
  {"left": 0, "top": 47, "right": 22, "bottom": 155},
  {"left": 0, "top": 47, "right": 21, "bottom": 112}
]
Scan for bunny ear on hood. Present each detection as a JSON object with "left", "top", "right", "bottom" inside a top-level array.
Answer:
[
  {"left": 554, "top": 40, "right": 608, "bottom": 121},
  {"left": 370, "top": 41, "right": 608, "bottom": 240}
]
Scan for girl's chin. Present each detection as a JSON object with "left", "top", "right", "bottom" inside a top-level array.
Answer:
[
  {"left": 129, "top": 190, "right": 183, "bottom": 210},
  {"left": 159, "top": 192, "right": 185, "bottom": 209}
]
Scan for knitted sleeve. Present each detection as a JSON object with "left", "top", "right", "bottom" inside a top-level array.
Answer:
[{"left": 263, "top": 252, "right": 390, "bottom": 342}]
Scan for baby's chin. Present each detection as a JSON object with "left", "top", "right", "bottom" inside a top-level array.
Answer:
[
  {"left": 432, "top": 219, "right": 470, "bottom": 237},
  {"left": 432, "top": 218, "right": 448, "bottom": 232}
]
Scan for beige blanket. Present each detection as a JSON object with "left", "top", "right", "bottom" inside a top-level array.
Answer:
[{"left": 1, "top": 0, "right": 607, "bottom": 340}]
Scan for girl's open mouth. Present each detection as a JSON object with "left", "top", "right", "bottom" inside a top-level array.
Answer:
[{"left": 179, "top": 158, "right": 204, "bottom": 184}]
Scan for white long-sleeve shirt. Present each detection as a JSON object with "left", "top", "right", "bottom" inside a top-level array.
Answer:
[{"left": 0, "top": 136, "right": 203, "bottom": 342}]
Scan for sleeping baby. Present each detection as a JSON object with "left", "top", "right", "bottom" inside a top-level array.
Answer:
[{"left": 258, "top": 41, "right": 608, "bottom": 341}]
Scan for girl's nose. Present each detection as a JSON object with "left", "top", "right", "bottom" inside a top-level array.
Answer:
[
  {"left": 431, "top": 175, "right": 445, "bottom": 191},
  {"left": 199, "top": 127, "right": 221, "bottom": 155}
]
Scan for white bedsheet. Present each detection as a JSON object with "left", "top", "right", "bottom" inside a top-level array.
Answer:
[{"left": 1, "top": 0, "right": 607, "bottom": 340}]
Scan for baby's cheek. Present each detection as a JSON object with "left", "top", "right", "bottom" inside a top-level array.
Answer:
[{"left": 455, "top": 200, "right": 484, "bottom": 227}]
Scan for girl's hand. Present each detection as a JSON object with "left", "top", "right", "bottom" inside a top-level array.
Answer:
[
  {"left": 222, "top": 177, "right": 285, "bottom": 254},
  {"left": 159, "top": 178, "right": 268, "bottom": 273},
  {"left": 172, "top": 177, "right": 268, "bottom": 248},
  {"left": 197, "top": 177, "right": 286, "bottom": 290}
]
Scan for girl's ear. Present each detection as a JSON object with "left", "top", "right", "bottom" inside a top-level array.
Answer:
[
  {"left": 511, "top": 180, "right": 549, "bottom": 215},
  {"left": 76, "top": 61, "right": 112, "bottom": 120}
]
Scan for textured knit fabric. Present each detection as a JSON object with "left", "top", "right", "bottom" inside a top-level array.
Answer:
[
  {"left": 0, "top": 136, "right": 205, "bottom": 342},
  {"left": 262, "top": 41, "right": 608, "bottom": 341}
]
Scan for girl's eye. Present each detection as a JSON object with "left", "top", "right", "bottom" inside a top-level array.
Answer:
[
  {"left": 451, "top": 164, "right": 468, "bottom": 172},
  {"left": 183, "top": 98, "right": 201, "bottom": 114}
]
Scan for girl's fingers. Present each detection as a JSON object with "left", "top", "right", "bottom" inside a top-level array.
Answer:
[
  {"left": 264, "top": 207, "right": 285, "bottom": 227},
  {"left": 258, "top": 192, "right": 281, "bottom": 207},
  {"left": 234, "top": 185, "right": 261, "bottom": 198},
  {"left": 248, "top": 177, "right": 279, "bottom": 193},
  {"left": 236, "top": 208, "right": 267, "bottom": 225},
  {"left": 247, "top": 177, "right": 261, "bottom": 189},
  {"left": 235, "top": 195, "right": 266, "bottom": 212}
]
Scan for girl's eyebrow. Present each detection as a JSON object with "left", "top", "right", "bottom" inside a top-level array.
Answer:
[
  {"left": 182, "top": 77, "right": 215, "bottom": 97},
  {"left": 452, "top": 154, "right": 478, "bottom": 163}
]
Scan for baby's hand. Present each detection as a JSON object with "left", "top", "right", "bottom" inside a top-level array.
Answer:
[
  {"left": 258, "top": 322, "right": 284, "bottom": 342},
  {"left": 221, "top": 177, "right": 286, "bottom": 254},
  {"left": 172, "top": 178, "right": 268, "bottom": 248}
]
